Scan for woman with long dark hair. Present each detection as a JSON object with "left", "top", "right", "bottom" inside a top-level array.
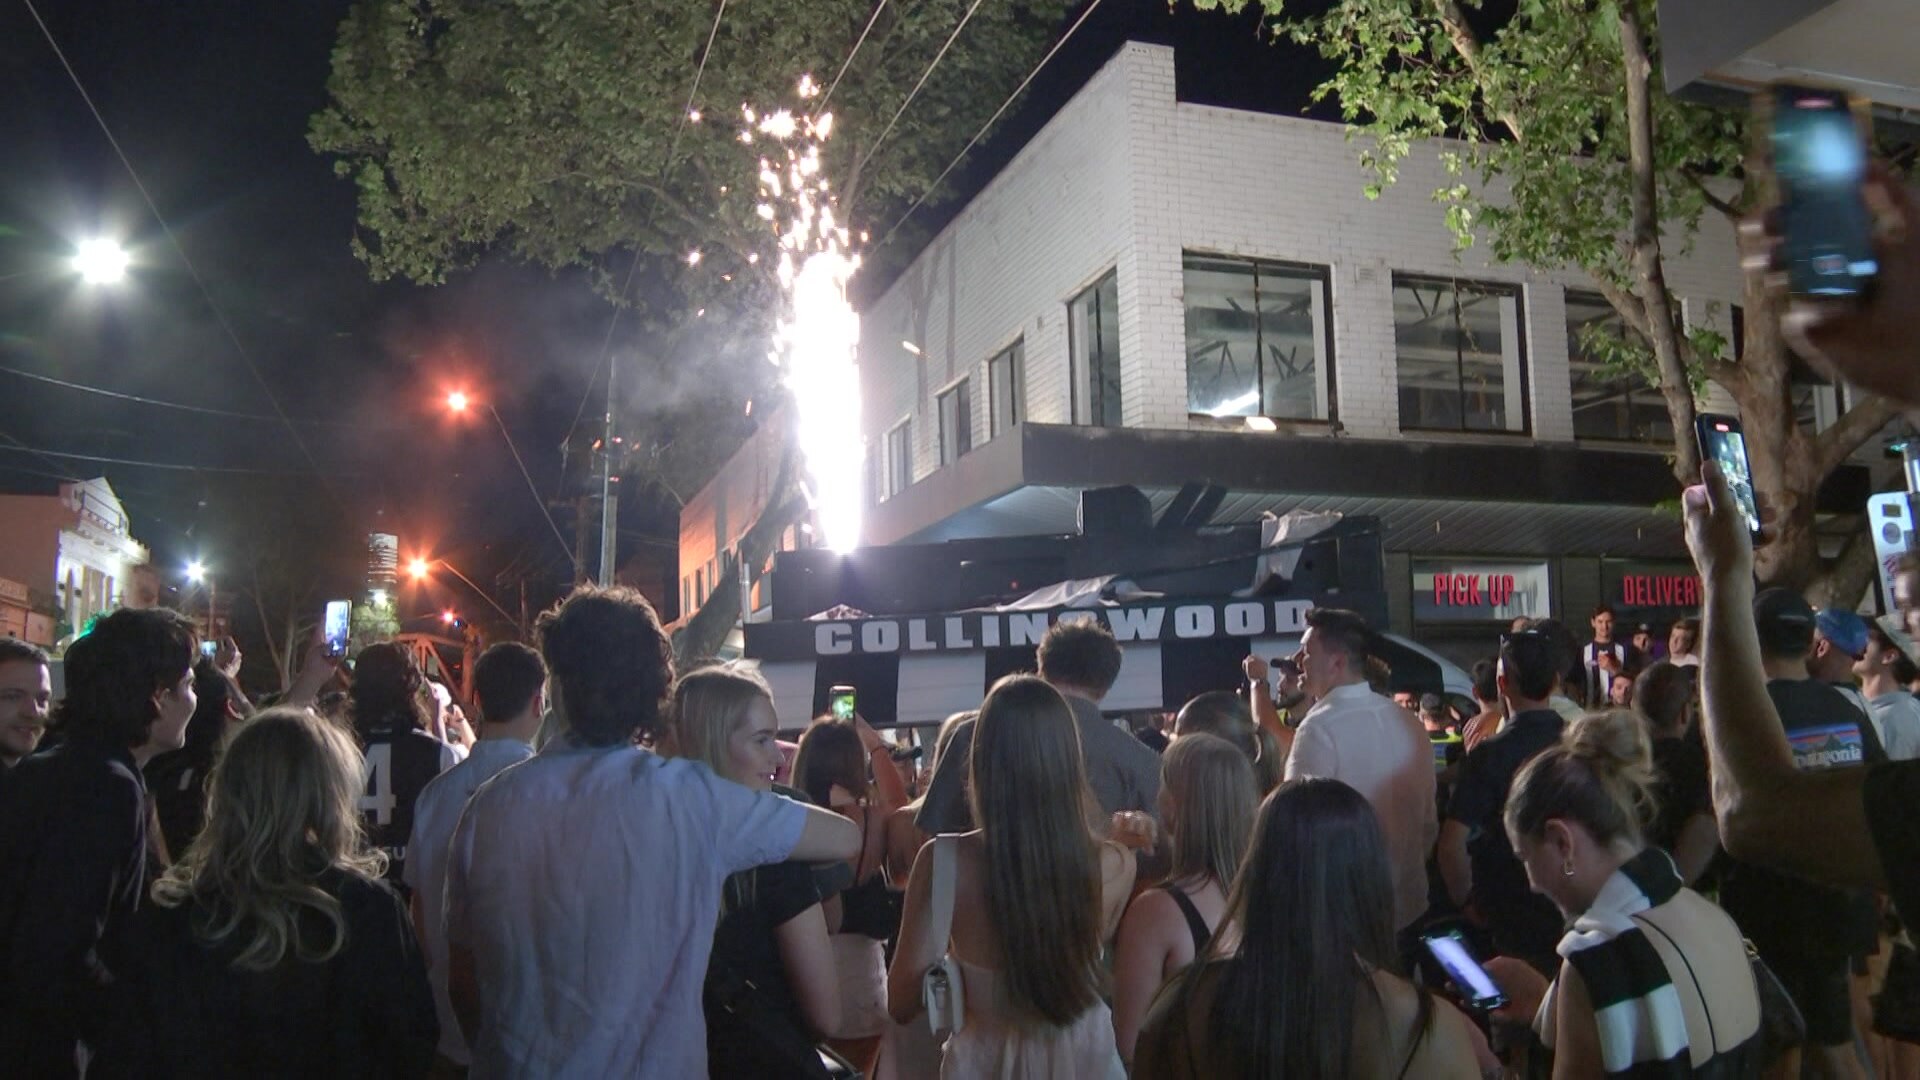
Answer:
[
  {"left": 126, "top": 707, "right": 436, "bottom": 1076},
  {"left": 791, "top": 712, "right": 910, "bottom": 1064},
  {"left": 1134, "top": 778, "right": 1481, "bottom": 1077},
  {"left": 1111, "top": 733, "right": 1256, "bottom": 1066},
  {"left": 887, "top": 675, "right": 1134, "bottom": 1076},
  {"left": 348, "top": 643, "right": 458, "bottom": 882},
  {"left": 144, "top": 657, "right": 253, "bottom": 860}
]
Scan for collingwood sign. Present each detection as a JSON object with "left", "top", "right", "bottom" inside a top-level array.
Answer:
[{"left": 745, "top": 598, "right": 1319, "bottom": 661}]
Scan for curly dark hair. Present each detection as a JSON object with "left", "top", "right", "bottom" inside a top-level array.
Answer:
[
  {"left": 1036, "top": 619, "right": 1123, "bottom": 698},
  {"left": 57, "top": 607, "right": 198, "bottom": 748},
  {"left": 537, "top": 585, "right": 674, "bottom": 747},
  {"left": 348, "top": 642, "right": 428, "bottom": 738}
]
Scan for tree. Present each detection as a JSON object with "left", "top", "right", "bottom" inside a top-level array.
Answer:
[
  {"left": 312, "top": 0, "right": 1072, "bottom": 654},
  {"left": 1191, "top": 0, "right": 1902, "bottom": 598}
]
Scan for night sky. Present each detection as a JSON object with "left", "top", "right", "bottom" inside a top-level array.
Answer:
[{"left": 0, "top": 0, "right": 1327, "bottom": 623}]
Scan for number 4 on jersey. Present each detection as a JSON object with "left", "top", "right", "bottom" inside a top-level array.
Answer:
[{"left": 360, "top": 741, "right": 398, "bottom": 825}]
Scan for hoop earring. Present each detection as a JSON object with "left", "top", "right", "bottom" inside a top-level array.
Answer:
[{"left": 1562, "top": 861, "right": 1577, "bottom": 878}]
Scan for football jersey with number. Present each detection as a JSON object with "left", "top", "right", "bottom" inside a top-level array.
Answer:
[{"left": 357, "top": 720, "right": 458, "bottom": 882}]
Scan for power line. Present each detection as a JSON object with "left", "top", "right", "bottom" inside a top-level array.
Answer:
[
  {"left": 21, "top": 0, "right": 347, "bottom": 509},
  {"left": 875, "top": 0, "right": 1106, "bottom": 252},
  {"left": 0, "top": 363, "right": 389, "bottom": 429},
  {"left": 848, "top": 0, "right": 988, "bottom": 189},
  {"left": 560, "top": 0, "right": 731, "bottom": 459},
  {"left": 0, "top": 442, "right": 346, "bottom": 476},
  {"left": 814, "top": 0, "right": 891, "bottom": 115}
]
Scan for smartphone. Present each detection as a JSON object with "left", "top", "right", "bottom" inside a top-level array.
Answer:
[
  {"left": 1769, "top": 83, "right": 1877, "bottom": 298},
  {"left": 1695, "top": 414, "right": 1762, "bottom": 540},
  {"left": 199, "top": 639, "right": 218, "bottom": 659},
  {"left": 828, "top": 685, "right": 856, "bottom": 722},
  {"left": 1271, "top": 657, "right": 1301, "bottom": 678},
  {"left": 323, "top": 599, "right": 352, "bottom": 659},
  {"left": 1421, "top": 929, "right": 1508, "bottom": 1011}
]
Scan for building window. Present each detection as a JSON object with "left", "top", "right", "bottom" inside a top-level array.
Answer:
[
  {"left": 695, "top": 568, "right": 705, "bottom": 606},
  {"left": 988, "top": 340, "right": 1023, "bottom": 437},
  {"left": 1183, "top": 255, "right": 1333, "bottom": 420},
  {"left": 884, "top": 420, "right": 912, "bottom": 499},
  {"left": 1393, "top": 276, "right": 1528, "bottom": 433},
  {"left": 682, "top": 576, "right": 692, "bottom": 615},
  {"left": 937, "top": 380, "right": 972, "bottom": 466},
  {"left": 1566, "top": 291, "right": 1667, "bottom": 443},
  {"left": 1069, "top": 271, "right": 1122, "bottom": 427}
]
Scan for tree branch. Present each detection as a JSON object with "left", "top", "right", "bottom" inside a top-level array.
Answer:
[
  {"left": 1812, "top": 393, "right": 1902, "bottom": 477},
  {"left": 1808, "top": 522, "right": 1882, "bottom": 611},
  {"left": 1431, "top": 0, "right": 1525, "bottom": 141},
  {"left": 1681, "top": 166, "right": 1742, "bottom": 222}
]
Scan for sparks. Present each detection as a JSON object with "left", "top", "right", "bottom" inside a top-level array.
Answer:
[
  {"left": 686, "top": 250, "right": 703, "bottom": 266},
  {"left": 753, "top": 80, "right": 864, "bottom": 553},
  {"left": 688, "top": 108, "right": 702, "bottom": 123}
]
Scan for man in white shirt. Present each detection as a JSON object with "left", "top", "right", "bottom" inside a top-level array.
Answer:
[
  {"left": 442, "top": 586, "right": 860, "bottom": 1079},
  {"left": 405, "top": 642, "right": 547, "bottom": 1071},
  {"left": 1580, "top": 604, "right": 1638, "bottom": 706},
  {"left": 1858, "top": 621, "right": 1920, "bottom": 760},
  {"left": 1285, "top": 607, "right": 1437, "bottom": 932}
]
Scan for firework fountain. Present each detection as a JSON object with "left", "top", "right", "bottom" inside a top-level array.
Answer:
[{"left": 750, "top": 77, "right": 864, "bottom": 553}]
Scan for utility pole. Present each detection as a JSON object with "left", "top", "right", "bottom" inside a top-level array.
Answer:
[{"left": 598, "top": 357, "right": 619, "bottom": 586}]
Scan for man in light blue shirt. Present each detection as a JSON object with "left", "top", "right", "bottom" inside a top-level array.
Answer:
[
  {"left": 406, "top": 642, "right": 546, "bottom": 1071},
  {"left": 442, "top": 587, "right": 860, "bottom": 1079}
]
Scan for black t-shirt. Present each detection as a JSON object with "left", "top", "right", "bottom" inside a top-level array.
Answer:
[
  {"left": 706, "top": 854, "right": 826, "bottom": 1075},
  {"left": 1447, "top": 708, "right": 1566, "bottom": 967},
  {"left": 355, "top": 720, "right": 456, "bottom": 883},
  {"left": 0, "top": 738, "right": 149, "bottom": 1077},
  {"left": 1649, "top": 732, "right": 1711, "bottom": 857},
  {"left": 1719, "top": 679, "right": 1885, "bottom": 961},
  {"left": 117, "top": 868, "right": 437, "bottom": 1078}
]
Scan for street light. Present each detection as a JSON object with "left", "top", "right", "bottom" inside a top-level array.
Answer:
[
  {"left": 72, "top": 238, "right": 129, "bottom": 286},
  {"left": 184, "top": 559, "right": 215, "bottom": 639},
  {"left": 441, "top": 391, "right": 574, "bottom": 571},
  {"left": 407, "top": 554, "right": 520, "bottom": 632},
  {"left": 185, "top": 560, "right": 206, "bottom": 584}
]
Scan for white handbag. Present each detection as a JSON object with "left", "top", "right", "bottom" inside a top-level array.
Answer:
[{"left": 920, "top": 836, "right": 966, "bottom": 1038}]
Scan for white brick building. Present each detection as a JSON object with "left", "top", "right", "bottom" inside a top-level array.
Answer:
[{"left": 686, "top": 41, "right": 1878, "bottom": 672}]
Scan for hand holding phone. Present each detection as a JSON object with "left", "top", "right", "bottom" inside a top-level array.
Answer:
[
  {"left": 1768, "top": 83, "right": 1876, "bottom": 299},
  {"left": 1421, "top": 930, "right": 1508, "bottom": 1012},
  {"left": 828, "top": 685, "right": 857, "bottom": 723},
  {"left": 323, "top": 600, "right": 352, "bottom": 659},
  {"left": 1694, "top": 414, "right": 1761, "bottom": 542}
]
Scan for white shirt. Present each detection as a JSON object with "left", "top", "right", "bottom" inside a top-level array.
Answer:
[
  {"left": 444, "top": 738, "right": 808, "bottom": 1079},
  {"left": 404, "top": 737, "right": 535, "bottom": 1066},
  {"left": 1286, "top": 682, "right": 1439, "bottom": 931},
  {"left": 1868, "top": 692, "right": 1920, "bottom": 761}
]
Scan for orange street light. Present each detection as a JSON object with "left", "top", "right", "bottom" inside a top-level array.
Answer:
[
  {"left": 440, "top": 609, "right": 457, "bottom": 625},
  {"left": 446, "top": 390, "right": 470, "bottom": 413},
  {"left": 407, "top": 557, "right": 431, "bottom": 581}
]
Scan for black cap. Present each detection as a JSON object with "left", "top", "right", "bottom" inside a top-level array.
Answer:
[{"left": 1753, "top": 587, "right": 1816, "bottom": 657}]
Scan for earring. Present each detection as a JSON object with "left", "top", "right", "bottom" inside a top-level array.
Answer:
[{"left": 1562, "top": 861, "right": 1576, "bottom": 878}]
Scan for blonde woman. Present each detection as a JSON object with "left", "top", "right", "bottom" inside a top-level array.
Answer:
[
  {"left": 664, "top": 664, "right": 842, "bottom": 1076},
  {"left": 888, "top": 675, "right": 1135, "bottom": 1077},
  {"left": 124, "top": 707, "right": 437, "bottom": 1076},
  {"left": 1111, "top": 733, "right": 1257, "bottom": 1066}
]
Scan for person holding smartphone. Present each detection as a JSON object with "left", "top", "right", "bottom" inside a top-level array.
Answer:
[{"left": 1484, "top": 712, "right": 1763, "bottom": 1075}]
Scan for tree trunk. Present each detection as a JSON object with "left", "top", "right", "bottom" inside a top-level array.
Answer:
[{"left": 1617, "top": 5, "right": 1700, "bottom": 486}]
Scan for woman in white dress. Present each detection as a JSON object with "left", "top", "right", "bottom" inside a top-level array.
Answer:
[{"left": 886, "top": 675, "right": 1133, "bottom": 1079}]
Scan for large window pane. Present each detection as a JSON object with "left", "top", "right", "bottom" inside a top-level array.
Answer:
[
  {"left": 1070, "top": 271, "right": 1122, "bottom": 427},
  {"left": 938, "top": 379, "right": 972, "bottom": 465},
  {"left": 988, "top": 341, "right": 1023, "bottom": 437},
  {"left": 1566, "top": 291, "right": 1667, "bottom": 443},
  {"left": 1184, "top": 255, "right": 1331, "bottom": 420},
  {"left": 884, "top": 421, "right": 911, "bottom": 499},
  {"left": 1394, "top": 276, "right": 1527, "bottom": 433}
]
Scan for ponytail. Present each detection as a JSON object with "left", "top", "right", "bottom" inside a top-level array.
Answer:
[{"left": 1505, "top": 710, "right": 1659, "bottom": 848}]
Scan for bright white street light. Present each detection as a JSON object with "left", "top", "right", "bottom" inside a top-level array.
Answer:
[
  {"left": 185, "top": 560, "right": 206, "bottom": 583},
  {"left": 72, "top": 238, "right": 129, "bottom": 286}
]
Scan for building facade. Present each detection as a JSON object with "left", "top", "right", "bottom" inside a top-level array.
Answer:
[
  {"left": 0, "top": 477, "right": 151, "bottom": 648},
  {"left": 686, "top": 41, "right": 1881, "bottom": 671}
]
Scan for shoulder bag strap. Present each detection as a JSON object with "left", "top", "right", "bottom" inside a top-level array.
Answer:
[
  {"left": 928, "top": 835, "right": 957, "bottom": 951},
  {"left": 1631, "top": 911, "right": 1717, "bottom": 1054}
]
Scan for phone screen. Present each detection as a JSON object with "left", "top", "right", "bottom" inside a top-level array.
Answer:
[
  {"left": 1696, "top": 415, "right": 1761, "bottom": 538},
  {"left": 1422, "top": 931, "right": 1507, "bottom": 1010},
  {"left": 200, "top": 639, "right": 218, "bottom": 658},
  {"left": 1772, "top": 84, "right": 1876, "bottom": 297},
  {"left": 829, "top": 685, "right": 856, "bottom": 722},
  {"left": 323, "top": 600, "right": 352, "bottom": 658}
]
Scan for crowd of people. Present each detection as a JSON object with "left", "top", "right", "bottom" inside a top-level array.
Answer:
[{"left": 2, "top": 163, "right": 1920, "bottom": 1080}]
